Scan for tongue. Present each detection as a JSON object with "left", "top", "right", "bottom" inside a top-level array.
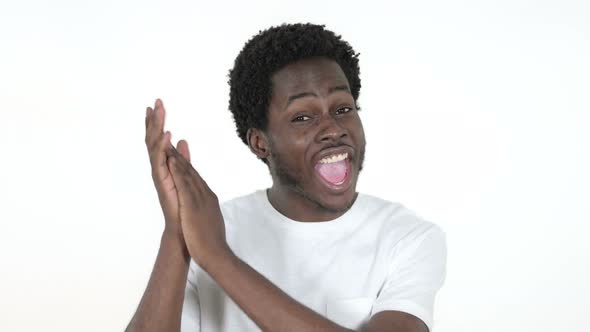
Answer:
[{"left": 315, "top": 159, "right": 348, "bottom": 185}]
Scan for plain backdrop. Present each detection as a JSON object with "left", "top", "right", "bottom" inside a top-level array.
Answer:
[{"left": 1, "top": 0, "right": 588, "bottom": 331}]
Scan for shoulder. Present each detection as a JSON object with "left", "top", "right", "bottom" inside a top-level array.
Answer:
[
  {"left": 220, "top": 190, "right": 261, "bottom": 210},
  {"left": 359, "top": 193, "right": 446, "bottom": 248},
  {"left": 219, "top": 190, "right": 265, "bottom": 228}
]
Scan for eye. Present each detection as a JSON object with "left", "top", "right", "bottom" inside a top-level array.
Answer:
[
  {"left": 292, "top": 115, "right": 311, "bottom": 122},
  {"left": 335, "top": 106, "right": 354, "bottom": 115}
]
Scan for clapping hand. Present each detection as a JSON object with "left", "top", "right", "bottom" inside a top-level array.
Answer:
[
  {"left": 165, "top": 139, "right": 231, "bottom": 269},
  {"left": 145, "top": 99, "right": 231, "bottom": 268},
  {"left": 145, "top": 99, "right": 189, "bottom": 245}
]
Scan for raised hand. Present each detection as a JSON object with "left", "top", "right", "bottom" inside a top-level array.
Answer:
[
  {"left": 166, "top": 145, "right": 231, "bottom": 270},
  {"left": 144, "top": 99, "right": 191, "bottom": 243}
]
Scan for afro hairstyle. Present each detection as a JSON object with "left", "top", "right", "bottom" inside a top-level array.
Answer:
[{"left": 227, "top": 23, "right": 361, "bottom": 163}]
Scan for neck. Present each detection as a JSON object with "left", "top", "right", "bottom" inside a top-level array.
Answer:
[{"left": 266, "top": 184, "right": 356, "bottom": 223}]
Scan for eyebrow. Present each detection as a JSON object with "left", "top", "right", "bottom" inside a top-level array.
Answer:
[{"left": 284, "top": 85, "right": 350, "bottom": 110}]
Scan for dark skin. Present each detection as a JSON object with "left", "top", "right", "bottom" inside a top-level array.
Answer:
[
  {"left": 126, "top": 57, "right": 428, "bottom": 332},
  {"left": 248, "top": 57, "right": 366, "bottom": 222}
]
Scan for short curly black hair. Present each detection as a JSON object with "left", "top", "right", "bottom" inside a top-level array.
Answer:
[{"left": 228, "top": 23, "right": 361, "bottom": 151}]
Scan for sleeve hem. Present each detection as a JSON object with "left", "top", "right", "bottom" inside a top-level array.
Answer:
[{"left": 370, "top": 300, "right": 433, "bottom": 332}]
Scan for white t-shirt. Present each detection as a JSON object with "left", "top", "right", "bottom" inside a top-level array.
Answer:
[{"left": 181, "top": 189, "right": 447, "bottom": 332}]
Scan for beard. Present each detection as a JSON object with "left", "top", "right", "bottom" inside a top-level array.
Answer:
[{"left": 268, "top": 140, "right": 366, "bottom": 214}]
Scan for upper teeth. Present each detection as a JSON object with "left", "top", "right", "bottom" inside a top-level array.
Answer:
[{"left": 319, "top": 153, "right": 348, "bottom": 164}]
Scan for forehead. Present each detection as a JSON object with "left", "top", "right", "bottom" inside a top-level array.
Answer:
[{"left": 270, "top": 57, "right": 350, "bottom": 98}]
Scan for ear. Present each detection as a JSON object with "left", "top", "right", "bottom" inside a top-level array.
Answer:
[{"left": 247, "top": 128, "right": 270, "bottom": 161}]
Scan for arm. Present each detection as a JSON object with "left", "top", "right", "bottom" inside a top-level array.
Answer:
[
  {"left": 125, "top": 231, "right": 190, "bottom": 332},
  {"left": 203, "top": 251, "right": 427, "bottom": 332},
  {"left": 164, "top": 105, "right": 436, "bottom": 332},
  {"left": 202, "top": 250, "right": 353, "bottom": 332},
  {"left": 363, "top": 226, "right": 448, "bottom": 332},
  {"left": 166, "top": 145, "right": 353, "bottom": 332},
  {"left": 363, "top": 311, "right": 428, "bottom": 332}
]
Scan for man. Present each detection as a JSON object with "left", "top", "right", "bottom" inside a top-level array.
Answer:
[{"left": 127, "top": 23, "right": 446, "bottom": 332}]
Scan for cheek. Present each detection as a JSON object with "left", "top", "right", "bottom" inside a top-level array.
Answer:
[
  {"left": 275, "top": 127, "right": 312, "bottom": 150},
  {"left": 349, "top": 117, "right": 365, "bottom": 141},
  {"left": 357, "top": 126, "right": 366, "bottom": 144},
  {"left": 272, "top": 136, "right": 312, "bottom": 168}
]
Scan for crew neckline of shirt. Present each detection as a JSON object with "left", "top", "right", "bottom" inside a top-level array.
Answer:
[{"left": 255, "top": 188, "right": 366, "bottom": 234}]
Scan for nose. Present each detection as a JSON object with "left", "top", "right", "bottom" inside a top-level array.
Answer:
[{"left": 316, "top": 114, "right": 347, "bottom": 143}]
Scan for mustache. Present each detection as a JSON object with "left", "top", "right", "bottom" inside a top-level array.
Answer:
[{"left": 319, "top": 143, "right": 352, "bottom": 150}]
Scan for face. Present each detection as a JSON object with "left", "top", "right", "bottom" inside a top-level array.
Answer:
[{"left": 259, "top": 57, "right": 366, "bottom": 213}]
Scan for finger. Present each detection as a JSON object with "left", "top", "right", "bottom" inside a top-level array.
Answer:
[
  {"left": 146, "top": 99, "right": 166, "bottom": 151},
  {"left": 168, "top": 147, "right": 200, "bottom": 182},
  {"left": 157, "top": 130, "right": 172, "bottom": 170},
  {"left": 155, "top": 98, "right": 166, "bottom": 132},
  {"left": 167, "top": 146, "right": 191, "bottom": 176},
  {"left": 177, "top": 140, "right": 191, "bottom": 163},
  {"left": 167, "top": 154, "right": 196, "bottom": 205},
  {"left": 144, "top": 107, "right": 153, "bottom": 140},
  {"left": 169, "top": 144, "right": 195, "bottom": 173},
  {"left": 168, "top": 146, "right": 213, "bottom": 195}
]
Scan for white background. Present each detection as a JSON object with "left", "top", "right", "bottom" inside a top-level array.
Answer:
[{"left": 1, "top": 0, "right": 588, "bottom": 331}]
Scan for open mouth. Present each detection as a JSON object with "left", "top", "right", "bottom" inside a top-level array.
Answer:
[{"left": 313, "top": 152, "right": 353, "bottom": 191}]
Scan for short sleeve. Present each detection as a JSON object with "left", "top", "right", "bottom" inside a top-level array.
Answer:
[
  {"left": 181, "top": 260, "right": 201, "bottom": 332},
  {"left": 371, "top": 226, "right": 447, "bottom": 332}
]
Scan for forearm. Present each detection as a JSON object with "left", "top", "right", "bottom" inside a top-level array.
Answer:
[
  {"left": 203, "top": 251, "right": 353, "bottom": 332},
  {"left": 126, "top": 230, "right": 190, "bottom": 332}
]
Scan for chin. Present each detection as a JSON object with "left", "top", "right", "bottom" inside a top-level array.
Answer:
[
  {"left": 308, "top": 176, "right": 358, "bottom": 213},
  {"left": 316, "top": 193, "right": 356, "bottom": 213}
]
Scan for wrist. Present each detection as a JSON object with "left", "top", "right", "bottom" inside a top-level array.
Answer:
[
  {"left": 161, "top": 228, "right": 190, "bottom": 262},
  {"left": 200, "top": 245, "right": 236, "bottom": 274},
  {"left": 163, "top": 225, "right": 183, "bottom": 241}
]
